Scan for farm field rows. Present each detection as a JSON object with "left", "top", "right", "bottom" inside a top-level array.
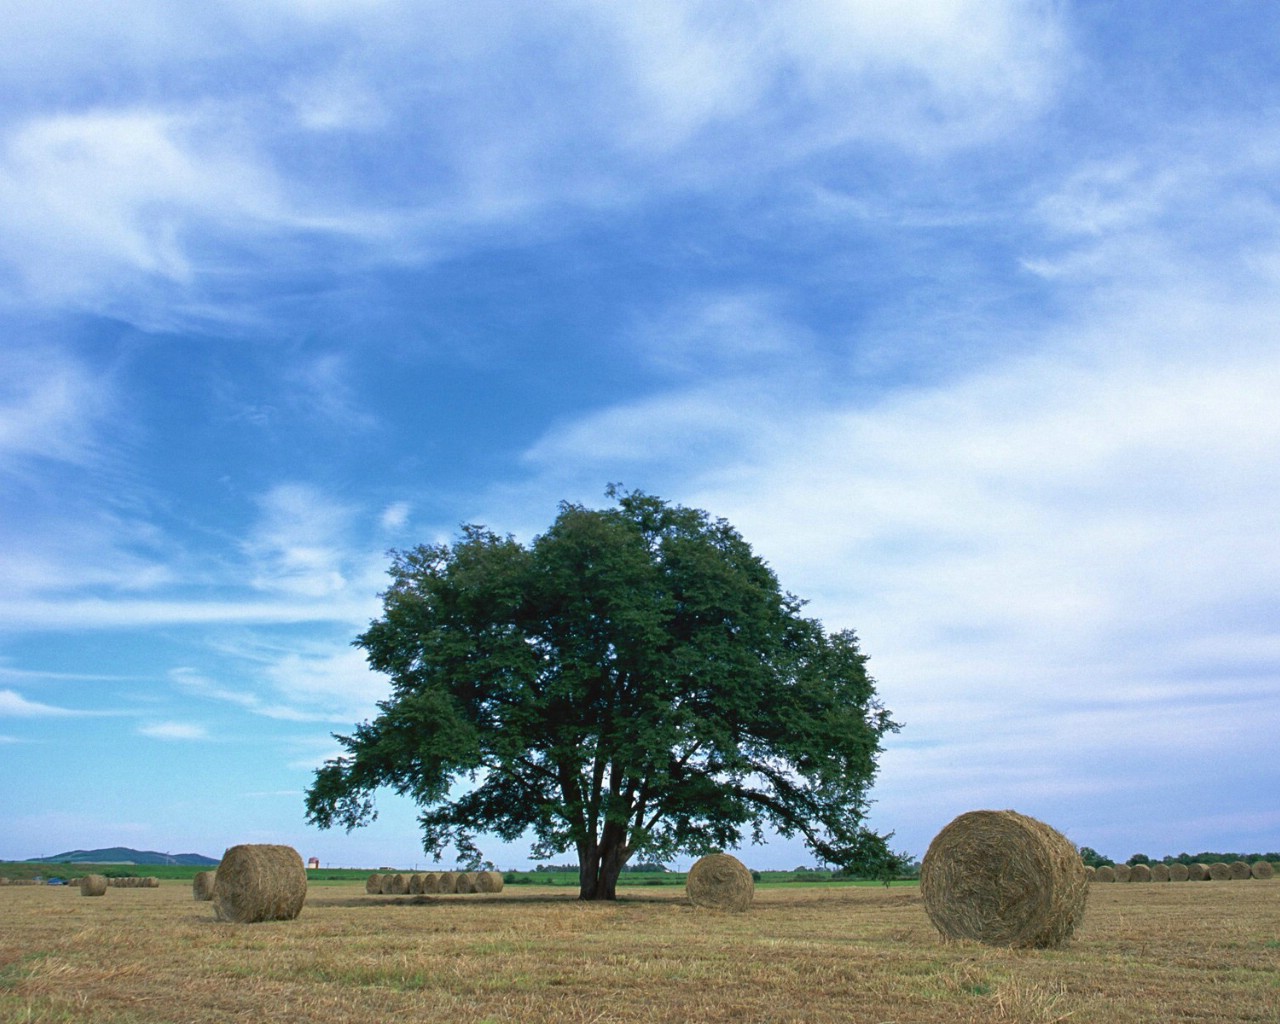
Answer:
[{"left": 2, "top": 880, "right": 1277, "bottom": 1023}]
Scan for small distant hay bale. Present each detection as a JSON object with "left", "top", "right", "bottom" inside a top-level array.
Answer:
[
  {"left": 455, "top": 872, "right": 477, "bottom": 894},
  {"left": 365, "top": 873, "right": 383, "bottom": 894},
  {"left": 212, "top": 844, "right": 307, "bottom": 923},
  {"left": 1208, "top": 862, "right": 1232, "bottom": 881},
  {"left": 1251, "top": 861, "right": 1274, "bottom": 880},
  {"left": 144, "top": 876, "right": 160, "bottom": 888},
  {"left": 1188, "top": 863, "right": 1209, "bottom": 881},
  {"left": 436, "top": 872, "right": 459, "bottom": 894},
  {"left": 408, "top": 874, "right": 425, "bottom": 895},
  {"left": 193, "top": 871, "right": 216, "bottom": 901},
  {"left": 421, "top": 872, "right": 441, "bottom": 894},
  {"left": 1111, "top": 864, "right": 1132, "bottom": 882},
  {"left": 1150, "top": 863, "right": 1170, "bottom": 882},
  {"left": 1083, "top": 865, "right": 1096, "bottom": 880},
  {"left": 686, "top": 853, "right": 754, "bottom": 913},
  {"left": 79, "top": 874, "right": 108, "bottom": 897},
  {"left": 1169, "top": 863, "right": 1190, "bottom": 881},
  {"left": 473, "top": 871, "right": 504, "bottom": 893},
  {"left": 1093, "top": 865, "right": 1116, "bottom": 883},
  {"left": 919, "top": 810, "right": 1088, "bottom": 949},
  {"left": 1129, "top": 864, "right": 1152, "bottom": 882},
  {"left": 0, "top": 877, "right": 9, "bottom": 885},
  {"left": 384, "top": 873, "right": 408, "bottom": 895},
  {"left": 1229, "top": 861, "right": 1251, "bottom": 880}
]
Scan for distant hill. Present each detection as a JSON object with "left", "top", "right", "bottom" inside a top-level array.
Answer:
[{"left": 29, "top": 847, "right": 218, "bottom": 866}]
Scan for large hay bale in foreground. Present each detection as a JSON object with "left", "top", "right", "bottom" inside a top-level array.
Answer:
[
  {"left": 1251, "top": 861, "right": 1274, "bottom": 880},
  {"left": 1229, "top": 861, "right": 1251, "bottom": 880},
  {"left": 686, "top": 853, "right": 754, "bottom": 913},
  {"left": 80, "top": 874, "right": 108, "bottom": 897},
  {"left": 193, "top": 871, "right": 216, "bottom": 901},
  {"left": 473, "top": 871, "right": 504, "bottom": 893},
  {"left": 365, "top": 873, "right": 383, "bottom": 894},
  {"left": 1150, "top": 863, "right": 1170, "bottom": 882},
  {"left": 1208, "top": 862, "right": 1232, "bottom": 881},
  {"left": 1188, "top": 863, "right": 1209, "bottom": 881},
  {"left": 1169, "top": 863, "right": 1190, "bottom": 882},
  {"left": 1093, "top": 865, "right": 1116, "bottom": 882},
  {"left": 920, "top": 810, "right": 1088, "bottom": 949},
  {"left": 1111, "top": 864, "right": 1132, "bottom": 882},
  {"left": 1129, "top": 863, "right": 1152, "bottom": 882},
  {"left": 212, "top": 844, "right": 307, "bottom": 923}
]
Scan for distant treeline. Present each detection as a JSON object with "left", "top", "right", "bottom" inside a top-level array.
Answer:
[{"left": 1080, "top": 847, "right": 1280, "bottom": 868}]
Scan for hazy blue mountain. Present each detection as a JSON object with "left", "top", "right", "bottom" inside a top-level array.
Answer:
[{"left": 28, "top": 847, "right": 218, "bottom": 866}]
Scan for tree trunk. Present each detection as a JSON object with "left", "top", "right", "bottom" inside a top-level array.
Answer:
[{"left": 577, "top": 822, "right": 629, "bottom": 900}]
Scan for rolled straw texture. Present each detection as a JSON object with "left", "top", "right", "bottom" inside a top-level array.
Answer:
[
  {"left": 1150, "top": 863, "right": 1171, "bottom": 882},
  {"left": 365, "top": 874, "right": 383, "bottom": 894},
  {"left": 1229, "top": 861, "right": 1251, "bottom": 880},
  {"left": 1251, "top": 861, "right": 1274, "bottom": 880},
  {"left": 212, "top": 844, "right": 307, "bottom": 923},
  {"left": 473, "top": 871, "right": 504, "bottom": 893},
  {"left": 193, "top": 871, "right": 216, "bottom": 901},
  {"left": 1129, "top": 864, "right": 1152, "bottom": 882},
  {"left": 1093, "top": 866, "right": 1115, "bottom": 882},
  {"left": 686, "top": 853, "right": 754, "bottom": 913},
  {"left": 1169, "top": 863, "right": 1190, "bottom": 881},
  {"left": 919, "top": 809, "right": 1088, "bottom": 949},
  {"left": 79, "top": 874, "right": 108, "bottom": 897}
]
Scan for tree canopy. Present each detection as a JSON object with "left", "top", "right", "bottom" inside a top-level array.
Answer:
[{"left": 305, "top": 488, "right": 899, "bottom": 899}]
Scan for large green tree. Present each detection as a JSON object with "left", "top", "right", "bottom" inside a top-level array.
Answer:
[{"left": 305, "top": 489, "right": 899, "bottom": 900}]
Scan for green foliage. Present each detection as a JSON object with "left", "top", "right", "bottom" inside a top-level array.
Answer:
[
  {"left": 305, "top": 489, "right": 899, "bottom": 899},
  {"left": 1078, "top": 847, "right": 1112, "bottom": 868}
]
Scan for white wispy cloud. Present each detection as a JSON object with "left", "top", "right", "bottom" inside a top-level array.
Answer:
[
  {"left": 0, "top": 688, "right": 84, "bottom": 717},
  {"left": 137, "top": 721, "right": 210, "bottom": 741}
]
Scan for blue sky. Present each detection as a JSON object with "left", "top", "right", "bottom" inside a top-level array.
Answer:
[{"left": 2, "top": 1, "right": 1278, "bottom": 871}]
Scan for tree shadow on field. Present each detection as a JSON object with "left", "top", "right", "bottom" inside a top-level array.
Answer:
[{"left": 308, "top": 890, "right": 689, "bottom": 911}]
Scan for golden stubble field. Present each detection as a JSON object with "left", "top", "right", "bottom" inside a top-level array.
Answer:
[{"left": 1, "top": 881, "right": 1277, "bottom": 1024}]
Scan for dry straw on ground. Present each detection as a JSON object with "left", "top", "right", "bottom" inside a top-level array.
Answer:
[
  {"left": 1169, "top": 863, "right": 1190, "bottom": 881},
  {"left": 79, "top": 875, "right": 107, "bottom": 897},
  {"left": 1129, "top": 864, "right": 1152, "bottom": 882},
  {"left": 192, "top": 871, "right": 216, "bottom": 901},
  {"left": 1208, "top": 863, "right": 1232, "bottom": 881},
  {"left": 473, "top": 871, "right": 504, "bottom": 893},
  {"left": 686, "top": 853, "right": 754, "bottom": 913},
  {"left": 1251, "top": 861, "right": 1274, "bottom": 880},
  {"left": 1229, "top": 861, "right": 1251, "bottom": 880},
  {"left": 1150, "top": 863, "right": 1170, "bottom": 882},
  {"left": 212, "top": 844, "right": 307, "bottom": 924},
  {"left": 920, "top": 809, "right": 1088, "bottom": 949},
  {"left": 1094, "top": 866, "right": 1116, "bottom": 882}
]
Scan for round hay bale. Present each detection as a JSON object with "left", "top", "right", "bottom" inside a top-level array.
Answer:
[
  {"left": 1111, "top": 864, "right": 1131, "bottom": 882},
  {"left": 455, "top": 872, "right": 477, "bottom": 894},
  {"left": 1093, "top": 865, "right": 1116, "bottom": 882},
  {"left": 365, "top": 873, "right": 383, "bottom": 894},
  {"left": 1229, "top": 861, "right": 1251, "bottom": 880},
  {"left": 79, "top": 874, "right": 108, "bottom": 897},
  {"left": 919, "top": 810, "right": 1088, "bottom": 949},
  {"left": 1207, "top": 862, "right": 1232, "bottom": 881},
  {"left": 1083, "top": 865, "right": 1095, "bottom": 880},
  {"left": 1150, "top": 863, "right": 1170, "bottom": 882},
  {"left": 1251, "top": 861, "right": 1274, "bottom": 880},
  {"left": 1128, "top": 863, "right": 1152, "bottom": 882},
  {"left": 1188, "top": 863, "right": 1209, "bottom": 881},
  {"left": 1169, "top": 862, "right": 1190, "bottom": 881},
  {"left": 192, "top": 871, "right": 216, "bottom": 901},
  {"left": 212, "top": 844, "right": 307, "bottom": 923},
  {"left": 144, "top": 876, "right": 160, "bottom": 888},
  {"left": 436, "top": 872, "right": 458, "bottom": 894},
  {"left": 408, "top": 873, "right": 425, "bottom": 895},
  {"left": 473, "top": 871, "right": 504, "bottom": 893},
  {"left": 421, "top": 872, "right": 441, "bottom": 894},
  {"left": 0, "top": 877, "right": 9, "bottom": 885},
  {"left": 384, "top": 873, "right": 408, "bottom": 895},
  {"left": 686, "top": 853, "right": 754, "bottom": 913}
]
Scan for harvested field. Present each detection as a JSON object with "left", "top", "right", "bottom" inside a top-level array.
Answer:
[{"left": 1, "top": 879, "right": 1277, "bottom": 1023}]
